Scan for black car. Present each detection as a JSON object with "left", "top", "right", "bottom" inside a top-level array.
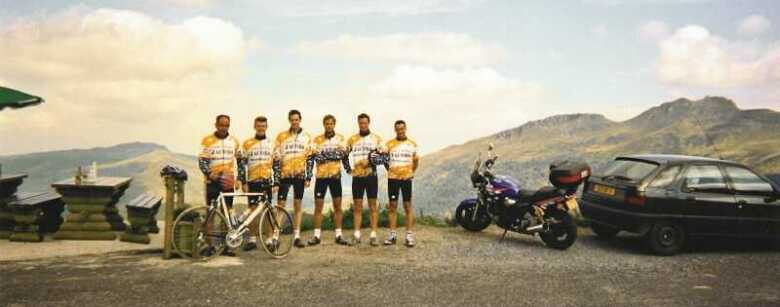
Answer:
[{"left": 580, "top": 154, "right": 780, "bottom": 255}]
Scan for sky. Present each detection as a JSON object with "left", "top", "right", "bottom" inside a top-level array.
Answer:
[{"left": 1, "top": 0, "right": 778, "bottom": 156}]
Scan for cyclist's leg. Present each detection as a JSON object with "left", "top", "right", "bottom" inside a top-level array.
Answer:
[
  {"left": 246, "top": 182, "right": 263, "bottom": 246},
  {"left": 352, "top": 177, "right": 366, "bottom": 241},
  {"left": 403, "top": 180, "right": 415, "bottom": 246},
  {"left": 205, "top": 182, "right": 221, "bottom": 244},
  {"left": 259, "top": 184, "right": 273, "bottom": 244},
  {"left": 332, "top": 179, "right": 344, "bottom": 239},
  {"left": 367, "top": 176, "right": 380, "bottom": 240},
  {"left": 387, "top": 179, "right": 401, "bottom": 240},
  {"left": 275, "top": 179, "right": 292, "bottom": 240},
  {"left": 293, "top": 179, "right": 304, "bottom": 242},
  {"left": 313, "top": 179, "right": 328, "bottom": 238}
]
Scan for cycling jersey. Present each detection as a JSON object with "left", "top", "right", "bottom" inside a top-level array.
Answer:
[
  {"left": 273, "top": 128, "right": 314, "bottom": 181},
  {"left": 198, "top": 132, "right": 241, "bottom": 182},
  {"left": 312, "top": 133, "right": 350, "bottom": 179},
  {"left": 386, "top": 138, "right": 419, "bottom": 180},
  {"left": 239, "top": 134, "right": 275, "bottom": 184},
  {"left": 347, "top": 131, "right": 384, "bottom": 178}
]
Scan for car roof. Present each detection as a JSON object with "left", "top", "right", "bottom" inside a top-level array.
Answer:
[{"left": 616, "top": 154, "right": 739, "bottom": 165}]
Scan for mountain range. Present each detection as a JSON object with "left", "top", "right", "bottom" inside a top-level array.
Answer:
[{"left": 1, "top": 97, "right": 778, "bottom": 217}]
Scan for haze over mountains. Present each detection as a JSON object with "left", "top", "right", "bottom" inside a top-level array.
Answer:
[{"left": 1, "top": 97, "right": 778, "bottom": 216}]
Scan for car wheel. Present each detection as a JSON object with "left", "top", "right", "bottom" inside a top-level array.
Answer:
[
  {"left": 591, "top": 223, "right": 620, "bottom": 238},
  {"left": 646, "top": 222, "right": 686, "bottom": 256}
]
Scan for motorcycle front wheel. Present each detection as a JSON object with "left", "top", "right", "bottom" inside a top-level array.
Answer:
[
  {"left": 455, "top": 201, "right": 491, "bottom": 232},
  {"left": 539, "top": 210, "right": 577, "bottom": 250}
]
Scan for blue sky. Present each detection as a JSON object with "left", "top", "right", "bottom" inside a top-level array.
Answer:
[{"left": 1, "top": 0, "right": 778, "bottom": 156}]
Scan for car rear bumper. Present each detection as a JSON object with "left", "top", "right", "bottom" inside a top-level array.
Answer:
[{"left": 579, "top": 199, "right": 659, "bottom": 235}]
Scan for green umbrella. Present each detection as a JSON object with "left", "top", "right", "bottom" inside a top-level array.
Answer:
[{"left": 0, "top": 86, "right": 45, "bottom": 111}]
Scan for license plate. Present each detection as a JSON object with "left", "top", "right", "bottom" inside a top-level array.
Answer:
[
  {"left": 593, "top": 184, "right": 616, "bottom": 196},
  {"left": 565, "top": 198, "right": 578, "bottom": 211}
]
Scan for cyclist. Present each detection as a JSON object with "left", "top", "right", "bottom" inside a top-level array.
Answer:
[
  {"left": 273, "top": 109, "right": 314, "bottom": 248},
  {"left": 308, "top": 115, "right": 351, "bottom": 246},
  {"left": 383, "top": 120, "right": 419, "bottom": 247},
  {"left": 346, "top": 113, "right": 385, "bottom": 246},
  {"left": 198, "top": 114, "right": 241, "bottom": 256},
  {"left": 238, "top": 116, "right": 278, "bottom": 251}
]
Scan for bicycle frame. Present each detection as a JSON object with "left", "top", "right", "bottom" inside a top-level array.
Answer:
[{"left": 213, "top": 192, "right": 271, "bottom": 238}]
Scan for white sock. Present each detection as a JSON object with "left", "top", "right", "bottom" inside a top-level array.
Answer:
[
  {"left": 294, "top": 229, "right": 300, "bottom": 239},
  {"left": 335, "top": 228, "right": 342, "bottom": 237},
  {"left": 265, "top": 238, "right": 273, "bottom": 245},
  {"left": 389, "top": 231, "right": 397, "bottom": 239},
  {"left": 354, "top": 230, "right": 361, "bottom": 239},
  {"left": 249, "top": 236, "right": 258, "bottom": 243},
  {"left": 314, "top": 228, "right": 321, "bottom": 238},
  {"left": 370, "top": 231, "right": 377, "bottom": 239},
  {"left": 406, "top": 231, "right": 413, "bottom": 238}
]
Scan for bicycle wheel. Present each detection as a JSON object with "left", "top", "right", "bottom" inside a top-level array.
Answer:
[
  {"left": 258, "top": 205, "right": 294, "bottom": 259},
  {"left": 171, "top": 206, "right": 229, "bottom": 261}
]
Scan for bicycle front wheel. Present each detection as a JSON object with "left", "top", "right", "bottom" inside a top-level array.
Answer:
[
  {"left": 172, "top": 206, "right": 229, "bottom": 261},
  {"left": 258, "top": 205, "right": 294, "bottom": 259}
]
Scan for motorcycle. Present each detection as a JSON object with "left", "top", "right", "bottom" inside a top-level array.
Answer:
[{"left": 454, "top": 144, "right": 590, "bottom": 250}]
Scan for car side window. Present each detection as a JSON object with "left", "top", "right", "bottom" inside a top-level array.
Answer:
[
  {"left": 724, "top": 166, "right": 774, "bottom": 195},
  {"left": 682, "top": 165, "right": 728, "bottom": 193},
  {"left": 649, "top": 165, "right": 681, "bottom": 188}
]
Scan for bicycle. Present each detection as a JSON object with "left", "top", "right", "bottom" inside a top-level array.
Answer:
[{"left": 171, "top": 192, "right": 294, "bottom": 260}]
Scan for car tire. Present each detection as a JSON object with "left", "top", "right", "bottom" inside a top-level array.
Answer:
[
  {"left": 646, "top": 222, "right": 686, "bottom": 256},
  {"left": 591, "top": 223, "right": 620, "bottom": 238}
]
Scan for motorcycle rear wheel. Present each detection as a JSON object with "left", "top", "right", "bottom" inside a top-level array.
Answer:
[
  {"left": 540, "top": 210, "right": 577, "bottom": 250},
  {"left": 455, "top": 202, "right": 491, "bottom": 232}
]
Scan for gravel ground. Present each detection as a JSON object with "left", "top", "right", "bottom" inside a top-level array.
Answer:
[
  {"left": 0, "top": 234, "right": 162, "bottom": 262},
  {"left": 1, "top": 226, "right": 779, "bottom": 307}
]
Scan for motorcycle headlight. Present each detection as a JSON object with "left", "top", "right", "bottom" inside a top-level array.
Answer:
[{"left": 505, "top": 198, "right": 516, "bottom": 205}]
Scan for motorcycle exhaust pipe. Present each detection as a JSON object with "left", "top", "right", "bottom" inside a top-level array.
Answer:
[{"left": 525, "top": 224, "right": 545, "bottom": 233}]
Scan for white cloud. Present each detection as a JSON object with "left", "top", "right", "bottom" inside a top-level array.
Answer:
[
  {"left": 372, "top": 65, "right": 543, "bottom": 98},
  {"left": 239, "top": 66, "right": 550, "bottom": 155},
  {"left": 251, "top": 0, "right": 485, "bottom": 17},
  {"left": 364, "top": 65, "right": 547, "bottom": 152},
  {"left": 296, "top": 32, "right": 508, "bottom": 66},
  {"left": 591, "top": 24, "right": 609, "bottom": 39},
  {"left": 639, "top": 20, "right": 670, "bottom": 42},
  {"left": 0, "top": 8, "right": 253, "bottom": 155},
  {"left": 738, "top": 14, "right": 772, "bottom": 37},
  {"left": 157, "top": 0, "right": 216, "bottom": 9},
  {"left": 656, "top": 25, "right": 780, "bottom": 88},
  {"left": 583, "top": 0, "right": 711, "bottom": 5}
]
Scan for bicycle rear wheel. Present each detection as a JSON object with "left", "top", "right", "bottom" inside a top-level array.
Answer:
[
  {"left": 258, "top": 205, "right": 294, "bottom": 259},
  {"left": 172, "top": 206, "right": 229, "bottom": 261}
]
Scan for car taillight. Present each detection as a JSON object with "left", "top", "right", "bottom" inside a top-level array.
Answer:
[{"left": 626, "top": 195, "right": 646, "bottom": 206}]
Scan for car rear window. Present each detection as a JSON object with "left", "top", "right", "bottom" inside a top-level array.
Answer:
[{"left": 599, "top": 159, "right": 659, "bottom": 182}]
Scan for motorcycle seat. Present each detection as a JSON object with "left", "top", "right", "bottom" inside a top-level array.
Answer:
[{"left": 516, "top": 186, "right": 561, "bottom": 203}]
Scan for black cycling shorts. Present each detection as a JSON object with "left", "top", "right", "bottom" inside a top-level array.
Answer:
[
  {"left": 352, "top": 176, "right": 378, "bottom": 200},
  {"left": 314, "top": 178, "right": 342, "bottom": 199},
  {"left": 278, "top": 178, "right": 305, "bottom": 201},
  {"left": 206, "top": 182, "right": 234, "bottom": 208},
  {"left": 247, "top": 181, "right": 273, "bottom": 207},
  {"left": 388, "top": 179, "right": 413, "bottom": 202}
]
